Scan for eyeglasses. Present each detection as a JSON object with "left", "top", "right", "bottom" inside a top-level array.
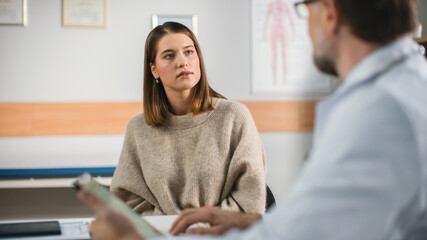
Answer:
[{"left": 294, "top": 0, "right": 321, "bottom": 19}]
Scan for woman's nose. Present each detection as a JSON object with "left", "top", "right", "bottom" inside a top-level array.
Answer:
[{"left": 176, "top": 54, "right": 189, "bottom": 67}]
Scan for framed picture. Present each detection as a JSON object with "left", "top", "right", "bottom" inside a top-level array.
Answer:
[
  {"left": 0, "top": 0, "right": 27, "bottom": 26},
  {"left": 152, "top": 14, "right": 198, "bottom": 36},
  {"left": 62, "top": 0, "right": 107, "bottom": 28},
  {"left": 251, "top": 0, "right": 331, "bottom": 95}
]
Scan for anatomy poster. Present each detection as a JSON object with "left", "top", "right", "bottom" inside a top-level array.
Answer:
[{"left": 251, "top": 0, "right": 331, "bottom": 94}]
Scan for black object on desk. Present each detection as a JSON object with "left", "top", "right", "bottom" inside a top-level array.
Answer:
[{"left": 0, "top": 221, "right": 61, "bottom": 238}]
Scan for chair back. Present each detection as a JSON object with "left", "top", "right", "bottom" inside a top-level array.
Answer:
[{"left": 266, "top": 185, "right": 276, "bottom": 212}]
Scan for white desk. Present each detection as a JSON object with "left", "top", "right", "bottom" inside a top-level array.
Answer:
[{"left": 0, "top": 215, "right": 177, "bottom": 240}]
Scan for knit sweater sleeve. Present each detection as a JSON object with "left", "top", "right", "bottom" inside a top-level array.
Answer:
[
  {"left": 110, "top": 115, "right": 164, "bottom": 216},
  {"left": 219, "top": 103, "right": 267, "bottom": 213}
]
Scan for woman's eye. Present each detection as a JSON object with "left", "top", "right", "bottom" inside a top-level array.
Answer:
[
  {"left": 185, "top": 50, "right": 193, "bottom": 55},
  {"left": 164, "top": 54, "right": 174, "bottom": 59}
]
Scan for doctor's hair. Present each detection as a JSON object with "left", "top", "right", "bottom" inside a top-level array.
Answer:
[{"left": 334, "top": 0, "right": 418, "bottom": 44}]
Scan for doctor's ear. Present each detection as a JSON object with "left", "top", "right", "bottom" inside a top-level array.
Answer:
[{"left": 322, "top": 0, "right": 341, "bottom": 34}]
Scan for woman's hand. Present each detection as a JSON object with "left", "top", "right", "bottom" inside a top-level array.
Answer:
[{"left": 169, "top": 206, "right": 261, "bottom": 236}]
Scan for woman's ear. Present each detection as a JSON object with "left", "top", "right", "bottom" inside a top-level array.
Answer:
[{"left": 150, "top": 63, "right": 159, "bottom": 79}]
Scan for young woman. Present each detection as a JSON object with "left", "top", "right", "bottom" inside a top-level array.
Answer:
[{"left": 110, "top": 22, "right": 266, "bottom": 216}]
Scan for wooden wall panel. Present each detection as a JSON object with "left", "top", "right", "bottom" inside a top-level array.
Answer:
[
  {"left": 31, "top": 103, "right": 143, "bottom": 136},
  {"left": 297, "top": 101, "right": 316, "bottom": 131},
  {"left": 0, "top": 104, "right": 33, "bottom": 136},
  {"left": 242, "top": 101, "right": 300, "bottom": 132},
  {"left": 0, "top": 103, "right": 143, "bottom": 137},
  {"left": 0, "top": 101, "right": 316, "bottom": 137}
]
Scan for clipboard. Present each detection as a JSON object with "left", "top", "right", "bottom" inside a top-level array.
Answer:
[{"left": 73, "top": 172, "right": 164, "bottom": 238}]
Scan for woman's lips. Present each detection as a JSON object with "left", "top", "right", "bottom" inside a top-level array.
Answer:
[{"left": 177, "top": 70, "right": 193, "bottom": 78}]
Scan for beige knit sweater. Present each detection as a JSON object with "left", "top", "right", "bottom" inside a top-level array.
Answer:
[{"left": 110, "top": 98, "right": 266, "bottom": 216}]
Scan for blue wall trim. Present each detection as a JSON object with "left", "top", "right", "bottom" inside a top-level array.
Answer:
[{"left": 0, "top": 167, "right": 116, "bottom": 178}]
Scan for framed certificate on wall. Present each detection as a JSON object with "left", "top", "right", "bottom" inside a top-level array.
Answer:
[
  {"left": 62, "top": 0, "right": 108, "bottom": 28},
  {"left": 152, "top": 14, "right": 198, "bottom": 36},
  {"left": 0, "top": 0, "right": 27, "bottom": 26}
]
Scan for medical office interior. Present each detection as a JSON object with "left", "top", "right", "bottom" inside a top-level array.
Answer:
[{"left": 1, "top": 0, "right": 427, "bottom": 221}]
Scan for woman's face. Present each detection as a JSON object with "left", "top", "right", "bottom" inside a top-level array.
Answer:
[{"left": 150, "top": 33, "right": 201, "bottom": 97}]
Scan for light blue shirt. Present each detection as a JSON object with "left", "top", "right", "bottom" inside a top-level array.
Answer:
[{"left": 156, "top": 37, "right": 427, "bottom": 240}]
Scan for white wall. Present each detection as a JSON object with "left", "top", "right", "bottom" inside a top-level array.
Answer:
[
  {"left": 1, "top": 0, "right": 335, "bottom": 102},
  {"left": 2, "top": 1, "right": 426, "bottom": 215},
  {"left": 0, "top": 0, "right": 324, "bottom": 201}
]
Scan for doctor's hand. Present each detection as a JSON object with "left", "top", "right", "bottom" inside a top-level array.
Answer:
[
  {"left": 77, "top": 190, "right": 143, "bottom": 240},
  {"left": 169, "top": 206, "right": 262, "bottom": 236}
]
